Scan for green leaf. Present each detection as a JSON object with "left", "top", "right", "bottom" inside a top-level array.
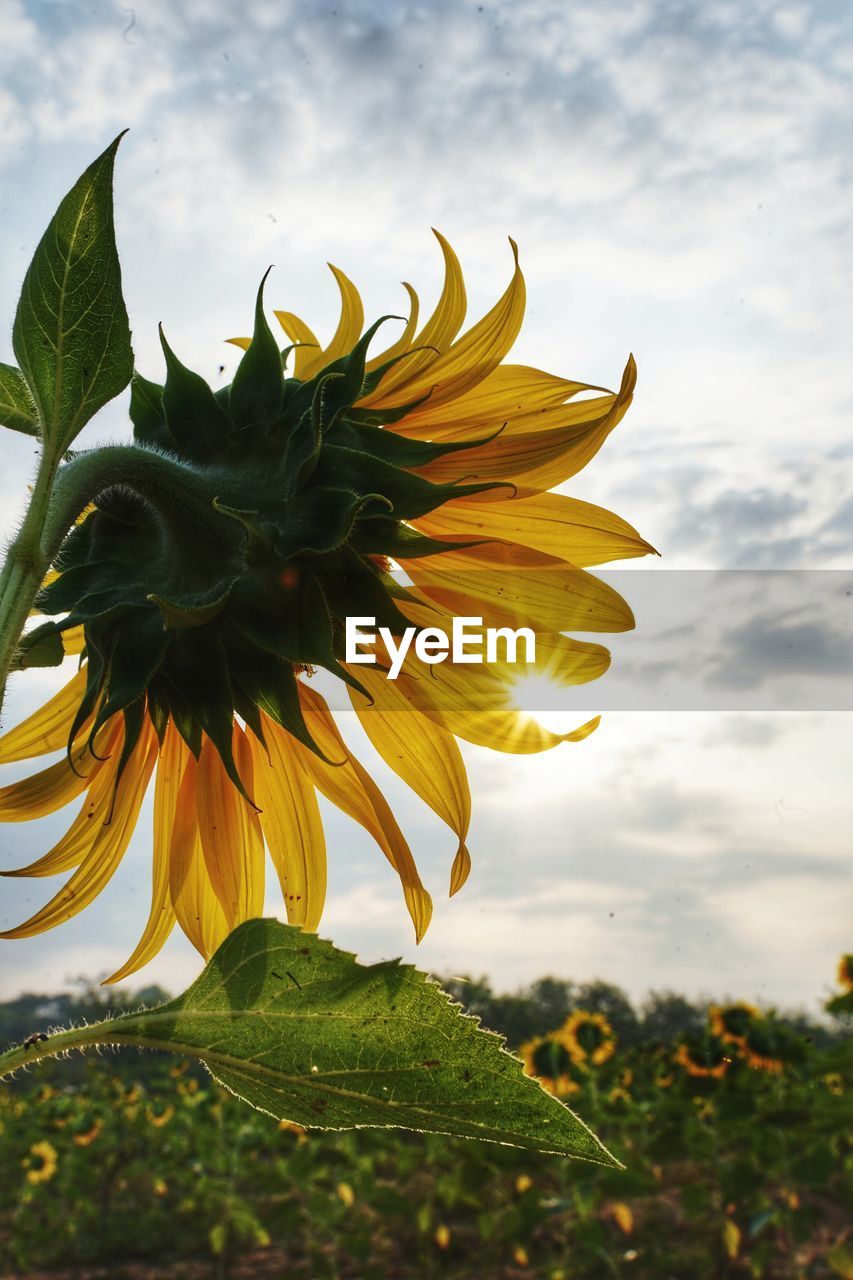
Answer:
[
  {"left": 12, "top": 133, "right": 133, "bottom": 456},
  {"left": 11, "top": 621, "right": 65, "bottom": 669},
  {"left": 0, "top": 920, "right": 618, "bottom": 1163},
  {"left": 0, "top": 363, "right": 38, "bottom": 436},
  {"left": 159, "top": 324, "right": 230, "bottom": 456},
  {"left": 229, "top": 270, "right": 284, "bottom": 434}
]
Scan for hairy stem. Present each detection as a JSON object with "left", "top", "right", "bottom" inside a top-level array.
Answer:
[
  {"left": 0, "top": 1020, "right": 111, "bottom": 1080},
  {"left": 0, "top": 442, "right": 235, "bottom": 721}
]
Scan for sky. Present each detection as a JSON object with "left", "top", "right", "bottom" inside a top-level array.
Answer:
[{"left": 0, "top": 0, "right": 851, "bottom": 1015}]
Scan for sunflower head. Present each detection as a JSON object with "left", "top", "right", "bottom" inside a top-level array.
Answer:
[
  {"left": 24, "top": 1140, "right": 58, "bottom": 1185},
  {"left": 1, "top": 235, "right": 651, "bottom": 976},
  {"left": 29, "top": 277, "right": 509, "bottom": 791},
  {"left": 674, "top": 1035, "right": 731, "bottom": 1080},
  {"left": 561, "top": 1010, "right": 617, "bottom": 1066},
  {"left": 708, "top": 1001, "right": 760, "bottom": 1047},
  {"left": 518, "top": 1032, "right": 585, "bottom": 1097}
]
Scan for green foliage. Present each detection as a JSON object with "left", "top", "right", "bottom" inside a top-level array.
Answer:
[
  {"left": 0, "top": 363, "right": 38, "bottom": 436},
  {"left": 11, "top": 134, "right": 133, "bottom": 458},
  {"left": 0, "top": 921, "right": 616, "bottom": 1164},
  {"left": 0, "top": 981, "right": 849, "bottom": 1279}
]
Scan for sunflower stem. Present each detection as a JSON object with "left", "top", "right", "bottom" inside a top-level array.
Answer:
[{"left": 0, "top": 452, "right": 59, "bottom": 722}]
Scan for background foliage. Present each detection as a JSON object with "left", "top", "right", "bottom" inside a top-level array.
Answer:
[{"left": 0, "top": 972, "right": 850, "bottom": 1280}]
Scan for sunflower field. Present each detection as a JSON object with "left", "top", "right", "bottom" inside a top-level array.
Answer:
[{"left": 1, "top": 968, "right": 850, "bottom": 1280}]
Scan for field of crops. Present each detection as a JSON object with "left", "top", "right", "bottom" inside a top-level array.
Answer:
[{"left": 1, "top": 973, "right": 850, "bottom": 1280}]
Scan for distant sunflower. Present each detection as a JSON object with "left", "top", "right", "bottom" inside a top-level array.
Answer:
[
  {"left": 837, "top": 954, "right": 853, "bottom": 991},
  {"left": 519, "top": 1032, "right": 584, "bottom": 1097},
  {"left": 740, "top": 1022, "right": 788, "bottom": 1076},
  {"left": 709, "top": 1002, "right": 760, "bottom": 1049},
  {"left": 675, "top": 1037, "right": 731, "bottom": 1080},
  {"left": 0, "top": 235, "right": 652, "bottom": 977},
  {"left": 562, "top": 1010, "right": 617, "bottom": 1066},
  {"left": 24, "top": 1140, "right": 58, "bottom": 1185}
]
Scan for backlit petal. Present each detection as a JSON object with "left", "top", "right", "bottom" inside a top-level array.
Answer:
[
  {"left": 416, "top": 491, "right": 655, "bottom": 567},
  {"left": 294, "top": 683, "right": 432, "bottom": 941},
  {"left": 361, "top": 230, "right": 467, "bottom": 404},
  {"left": 252, "top": 715, "right": 326, "bottom": 931},
  {"left": 0, "top": 668, "right": 88, "bottom": 763},
  {"left": 366, "top": 239, "right": 523, "bottom": 411},
  {"left": 196, "top": 729, "right": 265, "bottom": 929},
  {"left": 168, "top": 753, "right": 229, "bottom": 959},
  {"left": 345, "top": 664, "right": 471, "bottom": 893},
  {"left": 0, "top": 724, "right": 156, "bottom": 938},
  {"left": 104, "top": 722, "right": 186, "bottom": 983}
]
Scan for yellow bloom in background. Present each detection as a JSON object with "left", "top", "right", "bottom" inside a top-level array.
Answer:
[
  {"left": 0, "top": 236, "right": 652, "bottom": 977},
  {"left": 518, "top": 1031, "right": 583, "bottom": 1097},
  {"left": 837, "top": 954, "right": 853, "bottom": 991},
  {"left": 709, "top": 1002, "right": 760, "bottom": 1048},
  {"left": 72, "top": 1118, "right": 103, "bottom": 1147},
  {"left": 145, "top": 1103, "right": 175, "bottom": 1128},
  {"left": 561, "top": 1010, "right": 617, "bottom": 1066},
  {"left": 336, "top": 1181, "right": 356, "bottom": 1208},
  {"left": 24, "top": 1140, "right": 58, "bottom": 1185},
  {"left": 675, "top": 1040, "right": 730, "bottom": 1080}
]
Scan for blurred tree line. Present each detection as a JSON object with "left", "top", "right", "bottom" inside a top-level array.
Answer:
[{"left": 1, "top": 972, "right": 841, "bottom": 1086}]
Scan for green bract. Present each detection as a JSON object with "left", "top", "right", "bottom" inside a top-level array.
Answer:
[{"left": 30, "top": 281, "right": 500, "bottom": 788}]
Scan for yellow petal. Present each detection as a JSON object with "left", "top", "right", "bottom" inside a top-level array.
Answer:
[
  {"left": 416, "top": 490, "right": 655, "bottom": 567},
  {"left": 317, "top": 264, "right": 364, "bottom": 369},
  {"left": 252, "top": 715, "right": 326, "bottom": 931},
  {"left": 0, "top": 736, "right": 105, "bottom": 822},
  {"left": 225, "top": 336, "right": 251, "bottom": 351},
  {"left": 293, "top": 684, "right": 432, "bottom": 941},
  {"left": 396, "top": 657, "right": 601, "bottom": 754},
  {"left": 273, "top": 310, "right": 321, "bottom": 379},
  {"left": 392, "top": 362, "right": 604, "bottom": 438},
  {"left": 168, "top": 753, "right": 229, "bottom": 959},
  {"left": 366, "top": 239, "right": 524, "bottom": 411},
  {"left": 277, "top": 266, "right": 364, "bottom": 382},
  {"left": 195, "top": 730, "right": 264, "bottom": 929},
  {"left": 0, "top": 724, "right": 157, "bottom": 939},
  {"left": 61, "top": 626, "right": 86, "bottom": 655},
  {"left": 365, "top": 282, "right": 420, "bottom": 373},
  {"left": 0, "top": 668, "right": 88, "bottom": 763},
  {"left": 404, "top": 541, "right": 635, "bottom": 634},
  {"left": 361, "top": 230, "right": 467, "bottom": 405},
  {"left": 2, "top": 721, "right": 124, "bottom": 877},
  {"left": 104, "top": 722, "right": 186, "bottom": 984},
  {"left": 345, "top": 664, "right": 471, "bottom": 893},
  {"left": 368, "top": 599, "right": 605, "bottom": 755}
]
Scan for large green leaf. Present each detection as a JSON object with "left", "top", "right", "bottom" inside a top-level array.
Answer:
[
  {"left": 12, "top": 134, "right": 133, "bottom": 456},
  {"left": 0, "top": 363, "right": 38, "bottom": 436},
  {"left": 0, "top": 920, "right": 618, "bottom": 1163}
]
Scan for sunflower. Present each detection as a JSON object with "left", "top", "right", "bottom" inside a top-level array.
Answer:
[
  {"left": 740, "top": 1022, "right": 789, "bottom": 1075},
  {"left": 71, "top": 1117, "right": 103, "bottom": 1147},
  {"left": 561, "top": 1010, "right": 617, "bottom": 1066},
  {"left": 708, "top": 1002, "right": 760, "bottom": 1048},
  {"left": 518, "top": 1031, "right": 584, "bottom": 1097},
  {"left": 837, "top": 954, "right": 853, "bottom": 991},
  {"left": 24, "top": 1139, "right": 58, "bottom": 1184},
  {"left": 0, "top": 235, "right": 652, "bottom": 978},
  {"left": 145, "top": 1102, "right": 175, "bottom": 1128},
  {"left": 674, "top": 1037, "right": 731, "bottom": 1080}
]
